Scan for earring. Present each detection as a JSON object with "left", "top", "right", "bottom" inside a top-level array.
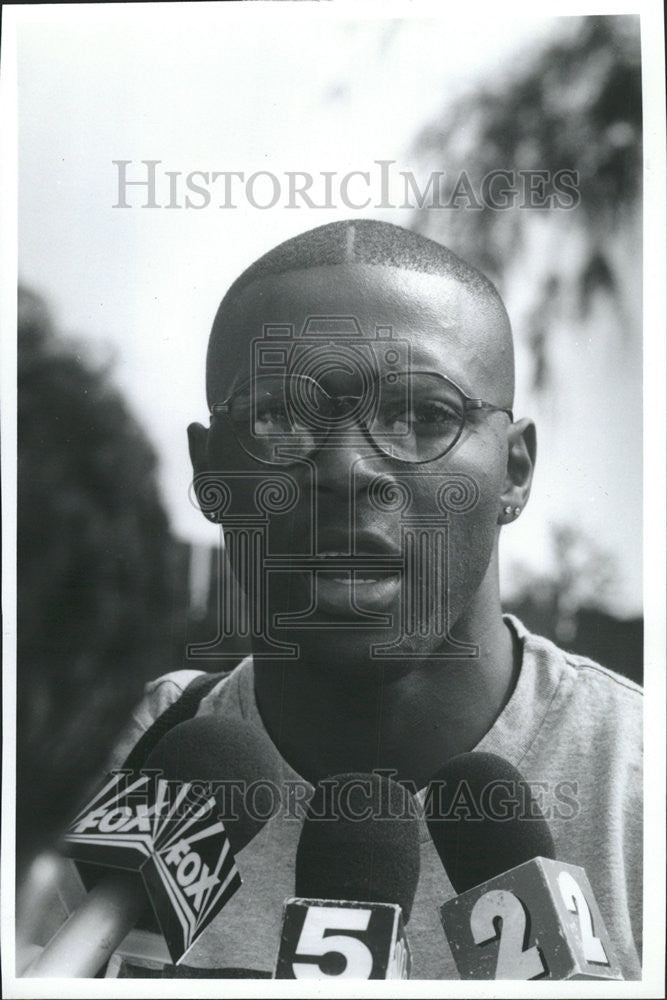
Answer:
[
  {"left": 514, "top": 507, "right": 521, "bottom": 517},
  {"left": 503, "top": 505, "right": 512, "bottom": 516}
]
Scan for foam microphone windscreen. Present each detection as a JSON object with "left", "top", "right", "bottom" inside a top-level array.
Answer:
[
  {"left": 144, "top": 714, "right": 281, "bottom": 855},
  {"left": 33, "top": 716, "right": 282, "bottom": 975},
  {"left": 425, "top": 752, "right": 556, "bottom": 894},
  {"left": 294, "top": 772, "right": 420, "bottom": 921}
]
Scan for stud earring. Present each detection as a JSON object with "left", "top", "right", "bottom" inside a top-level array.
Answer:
[
  {"left": 514, "top": 507, "right": 521, "bottom": 516},
  {"left": 503, "top": 505, "right": 512, "bottom": 516}
]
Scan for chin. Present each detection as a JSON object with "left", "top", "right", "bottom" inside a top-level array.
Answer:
[
  {"left": 262, "top": 616, "right": 443, "bottom": 683},
  {"left": 258, "top": 567, "right": 478, "bottom": 670}
]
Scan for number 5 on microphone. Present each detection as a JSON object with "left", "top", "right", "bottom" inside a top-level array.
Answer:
[{"left": 274, "top": 899, "right": 411, "bottom": 979}]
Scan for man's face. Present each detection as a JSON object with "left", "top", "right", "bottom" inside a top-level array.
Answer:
[{"left": 196, "top": 263, "right": 514, "bottom": 673}]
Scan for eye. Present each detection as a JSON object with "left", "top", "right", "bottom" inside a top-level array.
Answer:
[
  {"left": 380, "top": 399, "right": 461, "bottom": 436},
  {"left": 412, "top": 400, "right": 462, "bottom": 434},
  {"left": 254, "top": 399, "right": 291, "bottom": 434}
]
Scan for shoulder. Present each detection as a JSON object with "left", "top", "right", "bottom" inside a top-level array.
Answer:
[
  {"left": 516, "top": 617, "right": 642, "bottom": 769},
  {"left": 561, "top": 646, "right": 642, "bottom": 765},
  {"left": 560, "top": 648, "right": 642, "bottom": 706},
  {"left": 538, "top": 631, "right": 641, "bottom": 720},
  {"left": 141, "top": 668, "right": 210, "bottom": 711},
  {"left": 505, "top": 614, "right": 643, "bottom": 759},
  {"left": 504, "top": 618, "right": 643, "bottom": 975},
  {"left": 508, "top": 614, "right": 642, "bottom": 701},
  {"left": 105, "top": 668, "right": 233, "bottom": 771}
]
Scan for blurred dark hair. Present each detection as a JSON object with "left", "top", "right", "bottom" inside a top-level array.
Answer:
[{"left": 17, "top": 287, "right": 178, "bottom": 867}]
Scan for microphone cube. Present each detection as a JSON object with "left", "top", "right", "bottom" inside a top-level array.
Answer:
[
  {"left": 274, "top": 898, "right": 411, "bottom": 979},
  {"left": 64, "top": 772, "right": 241, "bottom": 964},
  {"left": 439, "top": 858, "right": 623, "bottom": 980}
]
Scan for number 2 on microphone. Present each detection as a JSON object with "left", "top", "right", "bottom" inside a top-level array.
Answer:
[
  {"left": 557, "top": 870, "right": 609, "bottom": 965},
  {"left": 470, "top": 890, "right": 546, "bottom": 979}
]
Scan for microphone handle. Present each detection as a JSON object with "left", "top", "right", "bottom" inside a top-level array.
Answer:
[{"left": 24, "top": 870, "right": 144, "bottom": 978}]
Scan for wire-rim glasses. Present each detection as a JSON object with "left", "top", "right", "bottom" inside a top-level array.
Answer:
[{"left": 210, "top": 371, "right": 513, "bottom": 466}]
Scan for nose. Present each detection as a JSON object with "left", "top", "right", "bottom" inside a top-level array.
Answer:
[{"left": 313, "top": 422, "right": 386, "bottom": 499}]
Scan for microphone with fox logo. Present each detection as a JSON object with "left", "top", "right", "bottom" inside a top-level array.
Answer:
[
  {"left": 274, "top": 772, "right": 420, "bottom": 980},
  {"left": 25, "top": 715, "right": 280, "bottom": 977},
  {"left": 426, "top": 752, "right": 623, "bottom": 980}
]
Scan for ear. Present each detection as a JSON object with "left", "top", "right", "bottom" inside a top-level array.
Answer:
[
  {"left": 187, "top": 421, "right": 209, "bottom": 474},
  {"left": 187, "top": 421, "right": 220, "bottom": 523},
  {"left": 498, "top": 417, "right": 536, "bottom": 526}
]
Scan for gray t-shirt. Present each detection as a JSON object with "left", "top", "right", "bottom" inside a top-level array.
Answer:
[{"left": 107, "top": 615, "right": 643, "bottom": 979}]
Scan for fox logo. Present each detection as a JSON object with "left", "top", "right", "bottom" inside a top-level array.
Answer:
[
  {"left": 65, "top": 770, "right": 242, "bottom": 962},
  {"left": 158, "top": 823, "right": 227, "bottom": 913}
]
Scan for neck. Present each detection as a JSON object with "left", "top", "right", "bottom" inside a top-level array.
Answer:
[{"left": 253, "top": 564, "right": 520, "bottom": 787}]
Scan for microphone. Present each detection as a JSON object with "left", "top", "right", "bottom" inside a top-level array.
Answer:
[
  {"left": 24, "top": 715, "right": 280, "bottom": 977},
  {"left": 274, "top": 772, "right": 420, "bottom": 980},
  {"left": 425, "top": 752, "right": 623, "bottom": 981}
]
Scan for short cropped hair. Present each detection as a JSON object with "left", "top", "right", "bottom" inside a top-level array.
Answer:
[
  {"left": 220, "top": 218, "right": 503, "bottom": 307},
  {"left": 207, "top": 219, "right": 513, "bottom": 406}
]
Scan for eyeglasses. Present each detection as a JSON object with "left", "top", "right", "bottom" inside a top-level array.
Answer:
[{"left": 210, "top": 372, "right": 513, "bottom": 466}]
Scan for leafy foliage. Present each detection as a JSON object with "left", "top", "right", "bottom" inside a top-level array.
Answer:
[
  {"left": 412, "top": 15, "right": 641, "bottom": 280},
  {"left": 410, "top": 15, "right": 643, "bottom": 642},
  {"left": 17, "top": 288, "right": 184, "bottom": 862}
]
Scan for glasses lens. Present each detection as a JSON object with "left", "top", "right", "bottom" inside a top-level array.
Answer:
[
  {"left": 228, "top": 376, "right": 322, "bottom": 464},
  {"left": 369, "top": 373, "right": 465, "bottom": 462},
  {"left": 224, "top": 372, "right": 465, "bottom": 464}
]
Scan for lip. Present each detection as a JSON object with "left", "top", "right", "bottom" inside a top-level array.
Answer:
[
  {"left": 270, "top": 527, "right": 403, "bottom": 618},
  {"left": 314, "top": 570, "right": 401, "bottom": 616},
  {"left": 301, "top": 525, "right": 402, "bottom": 617},
  {"left": 315, "top": 528, "right": 401, "bottom": 558}
]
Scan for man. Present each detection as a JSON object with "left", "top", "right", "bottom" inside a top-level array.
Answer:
[{"left": 108, "top": 219, "right": 642, "bottom": 978}]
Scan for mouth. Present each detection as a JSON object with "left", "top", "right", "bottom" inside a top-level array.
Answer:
[
  {"left": 316, "top": 549, "right": 399, "bottom": 582},
  {"left": 313, "top": 568, "right": 401, "bottom": 616},
  {"left": 315, "top": 529, "right": 401, "bottom": 558},
  {"left": 318, "top": 563, "right": 399, "bottom": 584},
  {"left": 267, "top": 529, "right": 403, "bottom": 619},
  {"left": 309, "top": 533, "right": 402, "bottom": 615}
]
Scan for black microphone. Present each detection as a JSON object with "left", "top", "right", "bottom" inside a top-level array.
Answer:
[
  {"left": 425, "top": 752, "right": 623, "bottom": 980},
  {"left": 142, "top": 712, "right": 278, "bottom": 857},
  {"left": 25, "top": 715, "right": 280, "bottom": 977},
  {"left": 274, "top": 772, "right": 420, "bottom": 980}
]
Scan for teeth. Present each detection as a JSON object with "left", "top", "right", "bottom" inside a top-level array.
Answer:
[
  {"left": 332, "top": 577, "right": 382, "bottom": 584},
  {"left": 320, "top": 552, "right": 383, "bottom": 558}
]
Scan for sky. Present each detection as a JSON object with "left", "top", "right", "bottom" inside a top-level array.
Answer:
[{"left": 14, "top": 4, "right": 645, "bottom": 614}]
